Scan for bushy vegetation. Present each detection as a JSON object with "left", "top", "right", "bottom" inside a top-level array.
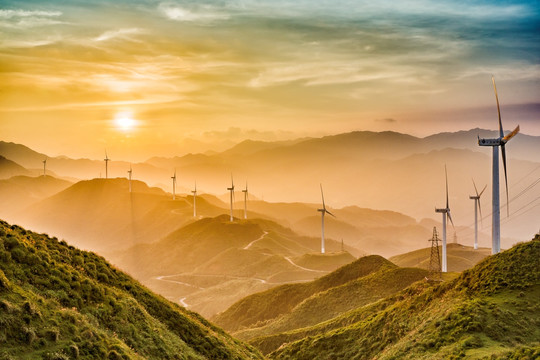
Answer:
[
  {"left": 0, "top": 220, "right": 263, "bottom": 359},
  {"left": 236, "top": 266, "right": 428, "bottom": 346},
  {"left": 213, "top": 255, "right": 394, "bottom": 332},
  {"left": 269, "top": 237, "right": 540, "bottom": 359}
]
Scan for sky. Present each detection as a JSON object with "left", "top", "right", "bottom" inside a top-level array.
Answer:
[{"left": 1, "top": 0, "right": 539, "bottom": 160}]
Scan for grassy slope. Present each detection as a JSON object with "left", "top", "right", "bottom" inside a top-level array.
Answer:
[
  {"left": 212, "top": 255, "right": 393, "bottom": 332},
  {"left": 269, "top": 237, "right": 540, "bottom": 360},
  {"left": 238, "top": 266, "right": 428, "bottom": 345},
  {"left": 390, "top": 243, "right": 491, "bottom": 272},
  {"left": 0, "top": 220, "right": 263, "bottom": 360}
]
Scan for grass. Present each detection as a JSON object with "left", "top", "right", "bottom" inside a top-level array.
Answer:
[
  {"left": 0, "top": 220, "right": 263, "bottom": 359},
  {"left": 267, "top": 236, "right": 540, "bottom": 359}
]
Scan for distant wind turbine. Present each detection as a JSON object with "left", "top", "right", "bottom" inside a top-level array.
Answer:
[
  {"left": 127, "top": 165, "right": 133, "bottom": 193},
  {"left": 192, "top": 181, "right": 197, "bottom": 218},
  {"left": 478, "top": 76, "right": 520, "bottom": 255},
  {"left": 318, "top": 184, "right": 335, "bottom": 254},
  {"left": 242, "top": 181, "right": 248, "bottom": 219},
  {"left": 469, "top": 179, "right": 486, "bottom": 250},
  {"left": 171, "top": 169, "right": 177, "bottom": 200},
  {"left": 435, "top": 165, "right": 454, "bottom": 272},
  {"left": 104, "top": 151, "right": 110, "bottom": 179},
  {"left": 227, "top": 175, "right": 235, "bottom": 222},
  {"left": 42, "top": 158, "right": 47, "bottom": 176}
]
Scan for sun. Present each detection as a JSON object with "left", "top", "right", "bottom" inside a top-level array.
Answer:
[{"left": 114, "top": 111, "right": 137, "bottom": 132}]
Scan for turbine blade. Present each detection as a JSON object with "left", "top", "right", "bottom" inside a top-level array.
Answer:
[
  {"left": 320, "top": 184, "right": 326, "bottom": 209},
  {"left": 326, "top": 209, "right": 336, "bottom": 218},
  {"left": 501, "top": 143, "right": 509, "bottom": 217},
  {"left": 492, "top": 76, "right": 504, "bottom": 138},
  {"left": 479, "top": 184, "right": 487, "bottom": 197},
  {"left": 503, "top": 125, "right": 520, "bottom": 142},
  {"left": 447, "top": 211, "right": 455, "bottom": 229},
  {"left": 478, "top": 197, "right": 483, "bottom": 228},
  {"left": 472, "top": 178, "right": 479, "bottom": 197},
  {"left": 445, "top": 165, "right": 449, "bottom": 209}
]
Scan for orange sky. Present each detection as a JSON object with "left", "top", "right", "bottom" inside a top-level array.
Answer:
[{"left": 1, "top": 1, "right": 539, "bottom": 160}]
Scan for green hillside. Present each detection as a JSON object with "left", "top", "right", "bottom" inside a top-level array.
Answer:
[
  {"left": 268, "top": 236, "right": 540, "bottom": 359},
  {"left": 390, "top": 242, "right": 491, "bottom": 272},
  {"left": 237, "top": 266, "right": 428, "bottom": 346},
  {"left": 213, "top": 255, "right": 393, "bottom": 332},
  {"left": 0, "top": 220, "right": 262, "bottom": 359}
]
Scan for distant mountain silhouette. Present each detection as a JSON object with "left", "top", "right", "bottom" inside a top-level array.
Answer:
[
  {"left": 0, "top": 175, "right": 72, "bottom": 219},
  {"left": 0, "top": 155, "right": 31, "bottom": 179}
]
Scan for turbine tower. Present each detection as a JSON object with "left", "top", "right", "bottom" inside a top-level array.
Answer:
[
  {"left": 171, "top": 169, "right": 177, "bottom": 200},
  {"left": 42, "top": 158, "right": 47, "bottom": 176},
  {"left": 192, "top": 182, "right": 197, "bottom": 218},
  {"left": 317, "top": 184, "right": 335, "bottom": 254},
  {"left": 478, "top": 76, "right": 520, "bottom": 255},
  {"left": 435, "top": 165, "right": 454, "bottom": 272},
  {"left": 227, "top": 175, "right": 235, "bottom": 222},
  {"left": 127, "top": 165, "right": 133, "bottom": 193},
  {"left": 104, "top": 151, "right": 110, "bottom": 179},
  {"left": 242, "top": 181, "right": 248, "bottom": 219},
  {"left": 469, "top": 180, "right": 486, "bottom": 250}
]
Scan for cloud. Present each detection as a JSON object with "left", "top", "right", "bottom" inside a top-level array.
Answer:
[
  {"left": 158, "top": 2, "right": 229, "bottom": 22},
  {"left": 375, "top": 118, "right": 398, "bottom": 123},
  {"left": 0, "top": 9, "right": 62, "bottom": 19},
  {"left": 94, "top": 28, "right": 146, "bottom": 42}
]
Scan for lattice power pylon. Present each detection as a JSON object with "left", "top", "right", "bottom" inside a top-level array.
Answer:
[{"left": 429, "top": 227, "right": 442, "bottom": 279}]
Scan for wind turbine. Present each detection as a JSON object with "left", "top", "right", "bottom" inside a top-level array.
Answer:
[
  {"left": 227, "top": 175, "right": 235, "bottom": 222},
  {"left": 127, "top": 165, "right": 133, "bottom": 193},
  {"left": 242, "top": 181, "right": 248, "bottom": 219},
  {"left": 435, "top": 165, "right": 454, "bottom": 272},
  {"left": 478, "top": 76, "right": 520, "bottom": 254},
  {"left": 318, "top": 184, "right": 335, "bottom": 254},
  {"left": 469, "top": 180, "right": 486, "bottom": 250},
  {"left": 192, "top": 181, "right": 197, "bottom": 218},
  {"left": 42, "top": 158, "right": 47, "bottom": 176},
  {"left": 171, "top": 169, "right": 177, "bottom": 200},
  {"left": 104, "top": 151, "right": 110, "bottom": 179}
]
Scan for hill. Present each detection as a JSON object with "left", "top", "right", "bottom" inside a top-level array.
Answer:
[
  {"left": 0, "top": 155, "right": 31, "bottom": 179},
  {"left": 0, "top": 219, "right": 263, "bottom": 359},
  {"left": 235, "top": 266, "right": 428, "bottom": 346},
  {"left": 13, "top": 178, "right": 236, "bottom": 254},
  {"left": 266, "top": 236, "right": 540, "bottom": 359},
  {"left": 113, "top": 215, "right": 351, "bottom": 317},
  {"left": 212, "top": 255, "right": 393, "bottom": 332},
  {"left": 389, "top": 242, "right": 492, "bottom": 272},
  {"left": 0, "top": 175, "right": 73, "bottom": 220}
]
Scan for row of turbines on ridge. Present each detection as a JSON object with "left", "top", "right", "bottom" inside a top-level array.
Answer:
[{"left": 39, "top": 77, "right": 520, "bottom": 272}]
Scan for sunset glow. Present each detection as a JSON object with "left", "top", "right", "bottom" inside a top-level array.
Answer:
[{"left": 0, "top": 0, "right": 538, "bottom": 160}]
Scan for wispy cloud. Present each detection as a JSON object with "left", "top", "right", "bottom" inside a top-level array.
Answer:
[
  {"left": 93, "top": 28, "right": 146, "bottom": 42},
  {"left": 158, "top": 2, "right": 229, "bottom": 22},
  {"left": 0, "top": 8, "right": 64, "bottom": 28}
]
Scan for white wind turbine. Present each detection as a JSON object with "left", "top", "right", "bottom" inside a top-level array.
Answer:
[
  {"left": 478, "top": 76, "right": 520, "bottom": 255},
  {"left": 318, "top": 184, "right": 335, "bottom": 254},
  {"left": 435, "top": 165, "right": 454, "bottom": 272},
  {"left": 469, "top": 180, "right": 486, "bottom": 250},
  {"left": 104, "top": 151, "right": 110, "bottom": 179},
  {"left": 127, "top": 165, "right": 133, "bottom": 193},
  {"left": 171, "top": 169, "right": 177, "bottom": 200},
  {"left": 242, "top": 181, "right": 248, "bottom": 219},
  {"left": 227, "top": 175, "right": 235, "bottom": 222},
  {"left": 192, "top": 181, "right": 197, "bottom": 218}
]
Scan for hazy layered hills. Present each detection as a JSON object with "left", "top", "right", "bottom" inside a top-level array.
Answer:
[
  {"left": 14, "top": 178, "right": 237, "bottom": 253},
  {"left": 0, "top": 175, "right": 73, "bottom": 220},
  {"left": 390, "top": 242, "right": 492, "bottom": 272},
  {"left": 0, "top": 155, "right": 31, "bottom": 179},
  {"left": 262, "top": 237, "right": 540, "bottom": 359},
  {"left": 0, "top": 220, "right": 262, "bottom": 359},
  {"left": 112, "top": 215, "right": 355, "bottom": 317}
]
